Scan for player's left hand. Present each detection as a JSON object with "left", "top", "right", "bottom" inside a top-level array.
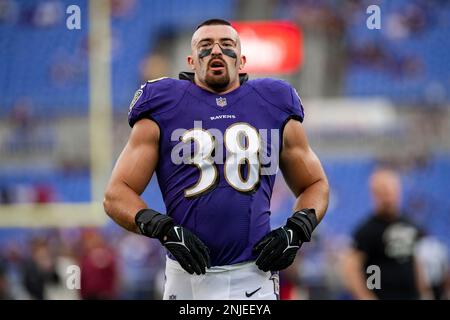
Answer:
[
  {"left": 253, "top": 208, "right": 318, "bottom": 272},
  {"left": 253, "top": 226, "right": 301, "bottom": 272}
]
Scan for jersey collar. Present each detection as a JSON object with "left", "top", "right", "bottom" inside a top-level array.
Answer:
[{"left": 184, "top": 74, "right": 251, "bottom": 111}]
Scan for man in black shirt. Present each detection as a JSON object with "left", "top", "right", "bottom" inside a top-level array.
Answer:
[{"left": 343, "top": 168, "right": 431, "bottom": 299}]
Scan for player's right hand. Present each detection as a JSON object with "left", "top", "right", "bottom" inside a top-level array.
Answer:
[
  {"left": 135, "top": 208, "right": 211, "bottom": 275},
  {"left": 161, "top": 225, "right": 211, "bottom": 275}
]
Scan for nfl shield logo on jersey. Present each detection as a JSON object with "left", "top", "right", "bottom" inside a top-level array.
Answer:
[{"left": 216, "top": 97, "right": 227, "bottom": 107}]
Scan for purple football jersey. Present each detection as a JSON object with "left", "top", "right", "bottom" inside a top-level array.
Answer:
[{"left": 128, "top": 77, "right": 304, "bottom": 266}]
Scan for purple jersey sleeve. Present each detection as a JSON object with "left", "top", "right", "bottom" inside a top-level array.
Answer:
[
  {"left": 127, "top": 77, "right": 189, "bottom": 127},
  {"left": 247, "top": 78, "right": 305, "bottom": 123}
]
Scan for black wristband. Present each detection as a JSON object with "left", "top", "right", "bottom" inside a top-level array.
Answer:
[
  {"left": 135, "top": 208, "right": 174, "bottom": 241},
  {"left": 286, "top": 208, "right": 318, "bottom": 242}
]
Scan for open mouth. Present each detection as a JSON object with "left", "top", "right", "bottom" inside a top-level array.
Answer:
[{"left": 209, "top": 59, "right": 226, "bottom": 72}]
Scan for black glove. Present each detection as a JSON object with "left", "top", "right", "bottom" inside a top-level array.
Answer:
[
  {"left": 253, "top": 208, "right": 318, "bottom": 272},
  {"left": 135, "top": 209, "right": 211, "bottom": 275}
]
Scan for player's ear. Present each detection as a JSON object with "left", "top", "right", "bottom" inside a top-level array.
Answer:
[
  {"left": 187, "top": 55, "right": 195, "bottom": 71},
  {"left": 239, "top": 55, "right": 246, "bottom": 70}
]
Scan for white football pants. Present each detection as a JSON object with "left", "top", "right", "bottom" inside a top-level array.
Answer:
[{"left": 163, "top": 256, "right": 279, "bottom": 300}]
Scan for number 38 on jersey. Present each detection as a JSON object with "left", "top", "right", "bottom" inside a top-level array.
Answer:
[{"left": 173, "top": 122, "right": 262, "bottom": 198}]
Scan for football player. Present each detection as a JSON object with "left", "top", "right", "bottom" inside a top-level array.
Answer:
[{"left": 104, "top": 19, "right": 329, "bottom": 300}]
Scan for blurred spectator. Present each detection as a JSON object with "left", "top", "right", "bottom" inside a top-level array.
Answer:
[
  {"left": 10, "top": 184, "right": 35, "bottom": 204},
  {"left": 31, "top": 0, "right": 63, "bottom": 28},
  {"left": 3, "top": 99, "right": 55, "bottom": 155},
  {"left": 295, "top": 234, "right": 332, "bottom": 299},
  {"left": 0, "top": 183, "right": 56, "bottom": 204},
  {"left": 22, "top": 238, "right": 60, "bottom": 300},
  {"left": 0, "top": 187, "right": 13, "bottom": 204},
  {"left": 10, "top": 98, "right": 33, "bottom": 131},
  {"left": 2, "top": 243, "right": 29, "bottom": 299},
  {"left": 79, "top": 229, "right": 118, "bottom": 299},
  {"left": 0, "top": 258, "right": 11, "bottom": 299},
  {"left": 111, "top": 0, "right": 136, "bottom": 18},
  {"left": 50, "top": 49, "right": 88, "bottom": 87},
  {"left": 342, "top": 168, "right": 431, "bottom": 300},
  {"left": 117, "top": 233, "right": 165, "bottom": 300},
  {"left": 323, "top": 234, "right": 353, "bottom": 300},
  {"left": 277, "top": 232, "right": 351, "bottom": 300},
  {"left": 348, "top": 41, "right": 423, "bottom": 78},
  {"left": 396, "top": 2, "right": 428, "bottom": 36},
  {"left": 46, "top": 239, "right": 81, "bottom": 300},
  {"left": 0, "top": 0, "right": 19, "bottom": 24},
  {"left": 34, "top": 183, "right": 56, "bottom": 204},
  {"left": 416, "top": 235, "right": 450, "bottom": 300}
]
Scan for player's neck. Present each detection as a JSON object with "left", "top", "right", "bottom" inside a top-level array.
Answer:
[{"left": 194, "top": 78, "right": 241, "bottom": 95}]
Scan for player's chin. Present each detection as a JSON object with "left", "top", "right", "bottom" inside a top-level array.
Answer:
[
  {"left": 205, "top": 72, "right": 230, "bottom": 90},
  {"left": 207, "top": 68, "right": 227, "bottom": 77}
]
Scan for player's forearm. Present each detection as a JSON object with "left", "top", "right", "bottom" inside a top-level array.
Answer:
[
  {"left": 103, "top": 182, "right": 147, "bottom": 234},
  {"left": 293, "top": 178, "right": 329, "bottom": 222}
]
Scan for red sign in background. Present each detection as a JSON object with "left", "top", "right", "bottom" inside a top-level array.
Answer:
[{"left": 232, "top": 21, "right": 303, "bottom": 74}]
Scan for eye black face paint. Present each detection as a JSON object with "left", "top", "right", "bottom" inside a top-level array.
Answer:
[
  {"left": 221, "top": 48, "right": 237, "bottom": 59},
  {"left": 198, "top": 48, "right": 212, "bottom": 59},
  {"left": 198, "top": 45, "right": 237, "bottom": 59}
]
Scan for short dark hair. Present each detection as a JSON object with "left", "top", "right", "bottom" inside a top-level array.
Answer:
[{"left": 196, "top": 19, "right": 232, "bottom": 30}]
